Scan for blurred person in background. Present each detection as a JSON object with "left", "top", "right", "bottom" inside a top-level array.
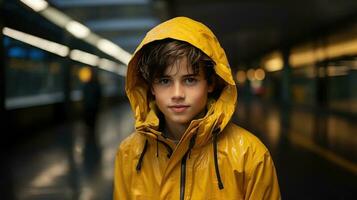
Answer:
[{"left": 82, "top": 67, "right": 102, "bottom": 130}]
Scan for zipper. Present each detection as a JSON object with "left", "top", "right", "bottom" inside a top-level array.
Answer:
[
  {"left": 179, "top": 134, "right": 197, "bottom": 200},
  {"left": 180, "top": 152, "right": 188, "bottom": 200}
]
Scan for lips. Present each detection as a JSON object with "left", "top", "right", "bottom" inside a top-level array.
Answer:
[{"left": 168, "top": 105, "right": 190, "bottom": 113}]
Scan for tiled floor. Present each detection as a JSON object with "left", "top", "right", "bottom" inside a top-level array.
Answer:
[{"left": 2, "top": 99, "right": 356, "bottom": 199}]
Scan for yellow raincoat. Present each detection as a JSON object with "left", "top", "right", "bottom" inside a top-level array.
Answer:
[{"left": 114, "top": 17, "right": 280, "bottom": 200}]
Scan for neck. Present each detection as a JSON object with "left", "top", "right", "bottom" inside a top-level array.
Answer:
[
  {"left": 162, "top": 110, "right": 207, "bottom": 141},
  {"left": 164, "top": 120, "right": 188, "bottom": 141}
]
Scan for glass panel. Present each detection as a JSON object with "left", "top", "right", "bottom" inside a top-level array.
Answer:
[{"left": 4, "top": 36, "right": 64, "bottom": 109}]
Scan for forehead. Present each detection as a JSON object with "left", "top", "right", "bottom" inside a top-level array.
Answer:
[{"left": 163, "top": 57, "right": 199, "bottom": 76}]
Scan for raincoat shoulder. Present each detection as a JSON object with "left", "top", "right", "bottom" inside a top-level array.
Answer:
[
  {"left": 117, "top": 132, "right": 146, "bottom": 157},
  {"left": 113, "top": 132, "right": 147, "bottom": 199},
  {"left": 222, "top": 122, "right": 270, "bottom": 159},
  {"left": 220, "top": 122, "right": 281, "bottom": 199}
]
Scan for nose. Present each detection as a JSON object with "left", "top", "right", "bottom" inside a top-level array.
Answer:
[{"left": 172, "top": 82, "right": 185, "bottom": 100}]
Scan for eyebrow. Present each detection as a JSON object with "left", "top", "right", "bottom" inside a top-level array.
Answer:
[
  {"left": 182, "top": 73, "right": 198, "bottom": 78},
  {"left": 159, "top": 73, "right": 198, "bottom": 78},
  {"left": 158, "top": 75, "right": 170, "bottom": 78}
]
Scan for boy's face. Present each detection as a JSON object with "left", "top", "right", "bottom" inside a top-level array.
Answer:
[{"left": 151, "top": 57, "right": 214, "bottom": 127}]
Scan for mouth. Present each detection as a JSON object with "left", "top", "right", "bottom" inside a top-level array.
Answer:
[{"left": 168, "top": 105, "right": 190, "bottom": 113}]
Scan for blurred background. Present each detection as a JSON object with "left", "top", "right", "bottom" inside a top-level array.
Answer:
[{"left": 0, "top": 0, "right": 356, "bottom": 199}]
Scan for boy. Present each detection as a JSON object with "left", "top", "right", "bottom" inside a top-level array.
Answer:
[{"left": 114, "top": 17, "right": 280, "bottom": 199}]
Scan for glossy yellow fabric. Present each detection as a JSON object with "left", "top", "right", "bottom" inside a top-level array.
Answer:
[{"left": 114, "top": 17, "right": 280, "bottom": 200}]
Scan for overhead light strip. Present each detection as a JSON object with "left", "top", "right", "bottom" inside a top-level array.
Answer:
[
  {"left": 97, "top": 39, "right": 131, "bottom": 65},
  {"left": 65, "top": 21, "right": 90, "bottom": 39},
  {"left": 19, "top": 0, "right": 132, "bottom": 66},
  {"left": 51, "top": 0, "right": 149, "bottom": 7},
  {"left": 20, "top": 0, "right": 48, "bottom": 12},
  {"left": 2, "top": 27, "right": 69, "bottom": 57},
  {"left": 70, "top": 49, "right": 99, "bottom": 66},
  {"left": 2, "top": 27, "right": 125, "bottom": 75},
  {"left": 41, "top": 7, "right": 71, "bottom": 28},
  {"left": 99, "top": 58, "right": 127, "bottom": 76}
]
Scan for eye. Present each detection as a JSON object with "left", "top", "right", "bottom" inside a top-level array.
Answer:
[
  {"left": 157, "top": 78, "right": 171, "bottom": 85},
  {"left": 184, "top": 77, "right": 198, "bottom": 85}
]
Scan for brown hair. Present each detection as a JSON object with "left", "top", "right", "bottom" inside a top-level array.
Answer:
[{"left": 137, "top": 38, "right": 215, "bottom": 85}]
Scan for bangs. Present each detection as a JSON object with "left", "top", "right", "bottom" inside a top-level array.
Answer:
[{"left": 138, "top": 39, "right": 210, "bottom": 83}]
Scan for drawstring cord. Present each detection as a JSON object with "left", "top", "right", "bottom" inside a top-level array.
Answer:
[
  {"left": 156, "top": 136, "right": 159, "bottom": 157},
  {"left": 136, "top": 139, "right": 148, "bottom": 172},
  {"left": 188, "top": 134, "right": 197, "bottom": 159},
  {"left": 135, "top": 131, "right": 224, "bottom": 191},
  {"left": 136, "top": 137, "right": 174, "bottom": 172},
  {"left": 158, "top": 139, "right": 173, "bottom": 158},
  {"left": 213, "top": 128, "right": 224, "bottom": 190}
]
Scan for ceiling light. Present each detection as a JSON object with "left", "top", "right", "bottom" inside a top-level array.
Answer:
[
  {"left": 2, "top": 27, "right": 69, "bottom": 57},
  {"left": 41, "top": 7, "right": 71, "bottom": 28},
  {"left": 247, "top": 69, "right": 255, "bottom": 81},
  {"left": 235, "top": 70, "right": 246, "bottom": 84},
  {"left": 20, "top": 0, "right": 48, "bottom": 12},
  {"left": 263, "top": 51, "right": 283, "bottom": 72},
  {"left": 98, "top": 58, "right": 117, "bottom": 72},
  {"left": 70, "top": 49, "right": 99, "bottom": 66},
  {"left": 79, "top": 67, "right": 92, "bottom": 83},
  {"left": 65, "top": 21, "right": 90, "bottom": 39},
  {"left": 99, "top": 58, "right": 127, "bottom": 76},
  {"left": 254, "top": 68, "right": 266, "bottom": 81},
  {"left": 97, "top": 39, "right": 131, "bottom": 65},
  {"left": 82, "top": 33, "right": 101, "bottom": 47}
]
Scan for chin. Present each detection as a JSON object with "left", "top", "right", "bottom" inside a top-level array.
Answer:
[{"left": 169, "top": 116, "right": 192, "bottom": 125}]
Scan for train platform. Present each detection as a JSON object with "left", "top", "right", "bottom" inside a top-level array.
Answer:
[{"left": 1, "top": 99, "right": 356, "bottom": 200}]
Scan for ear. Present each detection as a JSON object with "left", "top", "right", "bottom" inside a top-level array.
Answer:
[
  {"left": 151, "top": 86, "right": 156, "bottom": 96},
  {"left": 207, "top": 78, "right": 215, "bottom": 93}
]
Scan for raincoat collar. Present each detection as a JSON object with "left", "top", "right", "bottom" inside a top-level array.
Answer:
[{"left": 126, "top": 16, "right": 237, "bottom": 146}]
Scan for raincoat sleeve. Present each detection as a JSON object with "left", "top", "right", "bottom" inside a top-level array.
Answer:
[
  {"left": 113, "top": 144, "right": 132, "bottom": 200},
  {"left": 244, "top": 151, "right": 281, "bottom": 200}
]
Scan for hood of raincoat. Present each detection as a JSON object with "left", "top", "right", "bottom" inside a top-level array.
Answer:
[{"left": 126, "top": 16, "right": 237, "bottom": 145}]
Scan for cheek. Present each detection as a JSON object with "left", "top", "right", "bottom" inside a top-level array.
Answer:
[
  {"left": 151, "top": 86, "right": 163, "bottom": 98},
  {"left": 190, "top": 88, "right": 208, "bottom": 103},
  {"left": 151, "top": 88, "right": 167, "bottom": 106}
]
